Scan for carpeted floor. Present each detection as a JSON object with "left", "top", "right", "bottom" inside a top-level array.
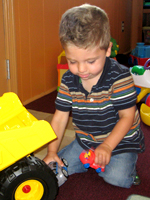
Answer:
[
  {"left": 26, "top": 92, "right": 150, "bottom": 200},
  {"left": 25, "top": 90, "right": 58, "bottom": 114}
]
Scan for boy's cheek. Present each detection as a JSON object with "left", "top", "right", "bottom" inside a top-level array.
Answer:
[{"left": 69, "top": 66, "right": 77, "bottom": 74}]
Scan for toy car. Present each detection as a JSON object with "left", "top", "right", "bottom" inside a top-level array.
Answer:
[
  {"left": 0, "top": 92, "right": 58, "bottom": 200},
  {"left": 79, "top": 149, "right": 105, "bottom": 173},
  {"left": 48, "top": 158, "right": 68, "bottom": 187}
]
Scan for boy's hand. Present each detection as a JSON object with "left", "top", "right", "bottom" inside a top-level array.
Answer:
[
  {"left": 43, "top": 151, "right": 64, "bottom": 167},
  {"left": 94, "top": 143, "right": 112, "bottom": 168}
]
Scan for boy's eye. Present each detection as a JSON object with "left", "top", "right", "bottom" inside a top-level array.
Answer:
[
  {"left": 88, "top": 60, "right": 95, "bottom": 64},
  {"left": 69, "top": 61, "right": 76, "bottom": 64}
]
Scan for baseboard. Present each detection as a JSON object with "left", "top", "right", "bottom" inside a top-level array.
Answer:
[{"left": 23, "top": 86, "right": 57, "bottom": 105}]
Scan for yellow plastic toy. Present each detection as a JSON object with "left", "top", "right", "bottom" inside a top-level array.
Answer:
[
  {"left": 136, "top": 87, "right": 150, "bottom": 103},
  {"left": 0, "top": 92, "right": 58, "bottom": 200},
  {"left": 140, "top": 103, "right": 150, "bottom": 126},
  {"left": 57, "top": 51, "right": 68, "bottom": 91}
]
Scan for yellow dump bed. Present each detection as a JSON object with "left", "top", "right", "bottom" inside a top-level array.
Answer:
[{"left": 0, "top": 93, "right": 56, "bottom": 171}]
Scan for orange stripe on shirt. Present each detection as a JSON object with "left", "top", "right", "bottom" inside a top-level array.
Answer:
[
  {"left": 76, "top": 130, "right": 96, "bottom": 141},
  {"left": 114, "top": 83, "right": 134, "bottom": 93},
  {"left": 73, "top": 97, "right": 110, "bottom": 104},
  {"left": 59, "top": 90, "right": 71, "bottom": 97}
]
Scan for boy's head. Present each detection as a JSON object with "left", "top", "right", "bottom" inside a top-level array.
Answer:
[{"left": 59, "top": 4, "right": 110, "bottom": 51}]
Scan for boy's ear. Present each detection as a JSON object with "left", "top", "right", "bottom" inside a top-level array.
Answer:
[{"left": 106, "top": 42, "right": 112, "bottom": 57}]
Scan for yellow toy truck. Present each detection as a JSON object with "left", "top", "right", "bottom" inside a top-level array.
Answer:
[{"left": 0, "top": 93, "right": 58, "bottom": 200}]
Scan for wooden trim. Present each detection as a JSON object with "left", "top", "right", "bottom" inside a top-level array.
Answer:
[
  {"left": 3, "top": 0, "right": 18, "bottom": 93},
  {"left": 23, "top": 86, "right": 57, "bottom": 105}
]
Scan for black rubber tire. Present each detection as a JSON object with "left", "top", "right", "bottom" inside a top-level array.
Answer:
[
  {"left": 133, "top": 58, "right": 138, "bottom": 65},
  {"left": 62, "top": 158, "right": 68, "bottom": 167},
  {"left": 128, "top": 56, "right": 133, "bottom": 65},
  {"left": 0, "top": 155, "right": 58, "bottom": 200}
]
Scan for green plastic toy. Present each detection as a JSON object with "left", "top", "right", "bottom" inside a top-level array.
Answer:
[{"left": 110, "top": 37, "right": 119, "bottom": 58}]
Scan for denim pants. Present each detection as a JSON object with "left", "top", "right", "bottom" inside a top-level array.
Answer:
[{"left": 58, "top": 139, "right": 138, "bottom": 188}]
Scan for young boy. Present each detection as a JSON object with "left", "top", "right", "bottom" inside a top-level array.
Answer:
[{"left": 44, "top": 4, "right": 145, "bottom": 188}]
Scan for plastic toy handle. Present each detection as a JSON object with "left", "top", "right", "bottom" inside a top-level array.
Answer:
[
  {"left": 144, "top": 59, "right": 150, "bottom": 70},
  {"left": 131, "top": 65, "right": 145, "bottom": 75}
]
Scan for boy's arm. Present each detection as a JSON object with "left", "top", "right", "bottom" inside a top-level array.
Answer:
[
  {"left": 43, "top": 109, "right": 70, "bottom": 166},
  {"left": 95, "top": 105, "right": 136, "bottom": 167}
]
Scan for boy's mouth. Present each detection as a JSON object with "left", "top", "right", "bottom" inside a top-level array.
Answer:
[{"left": 79, "top": 74, "right": 89, "bottom": 79}]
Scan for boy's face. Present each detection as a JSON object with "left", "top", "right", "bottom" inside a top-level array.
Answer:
[{"left": 65, "top": 44, "right": 111, "bottom": 83}]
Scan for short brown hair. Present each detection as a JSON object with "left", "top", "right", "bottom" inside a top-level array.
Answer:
[{"left": 59, "top": 4, "right": 110, "bottom": 50}]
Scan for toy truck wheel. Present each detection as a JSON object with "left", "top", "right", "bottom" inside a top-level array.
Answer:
[
  {"left": 133, "top": 58, "right": 138, "bottom": 65},
  {"left": 0, "top": 155, "right": 58, "bottom": 200},
  {"left": 128, "top": 56, "right": 133, "bottom": 65},
  {"left": 84, "top": 163, "right": 90, "bottom": 169},
  {"left": 62, "top": 158, "right": 68, "bottom": 167},
  {"left": 96, "top": 168, "right": 101, "bottom": 173},
  {"left": 62, "top": 168, "right": 68, "bottom": 178}
]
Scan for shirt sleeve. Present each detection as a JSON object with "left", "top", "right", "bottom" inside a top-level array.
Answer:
[
  {"left": 55, "top": 72, "right": 72, "bottom": 112},
  {"left": 110, "top": 65, "right": 137, "bottom": 111}
]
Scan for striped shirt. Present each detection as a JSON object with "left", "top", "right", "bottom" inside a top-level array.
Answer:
[{"left": 56, "top": 57, "right": 145, "bottom": 155}]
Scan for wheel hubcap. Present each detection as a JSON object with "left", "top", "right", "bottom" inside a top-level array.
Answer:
[{"left": 15, "top": 180, "right": 44, "bottom": 200}]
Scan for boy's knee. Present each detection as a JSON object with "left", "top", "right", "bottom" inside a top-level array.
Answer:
[
  {"left": 103, "top": 174, "right": 133, "bottom": 188},
  {"left": 99, "top": 164, "right": 134, "bottom": 188},
  {"left": 99, "top": 153, "right": 137, "bottom": 188},
  {"left": 100, "top": 168, "right": 133, "bottom": 188}
]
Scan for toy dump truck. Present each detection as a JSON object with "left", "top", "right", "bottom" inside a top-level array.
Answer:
[{"left": 0, "top": 92, "right": 58, "bottom": 200}]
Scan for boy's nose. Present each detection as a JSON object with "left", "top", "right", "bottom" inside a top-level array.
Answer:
[{"left": 78, "top": 63, "right": 87, "bottom": 73}]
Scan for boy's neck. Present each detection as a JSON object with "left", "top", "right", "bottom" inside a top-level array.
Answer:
[
  {"left": 81, "top": 80, "right": 93, "bottom": 93},
  {"left": 81, "top": 72, "right": 102, "bottom": 93}
]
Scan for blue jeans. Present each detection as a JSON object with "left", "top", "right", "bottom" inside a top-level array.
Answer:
[{"left": 58, "top": 139, "right": 138, "bottom": 188}]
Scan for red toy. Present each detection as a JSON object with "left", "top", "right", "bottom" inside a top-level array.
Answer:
[
  {"left": 129, "top": 55, "right": 149, "bottom": 66},
  {"left": 145, "top": 94, "right": 150, "bottom": 107},
  {"left": 79, "top": 149, "right": 105, "bottom": 173}
]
